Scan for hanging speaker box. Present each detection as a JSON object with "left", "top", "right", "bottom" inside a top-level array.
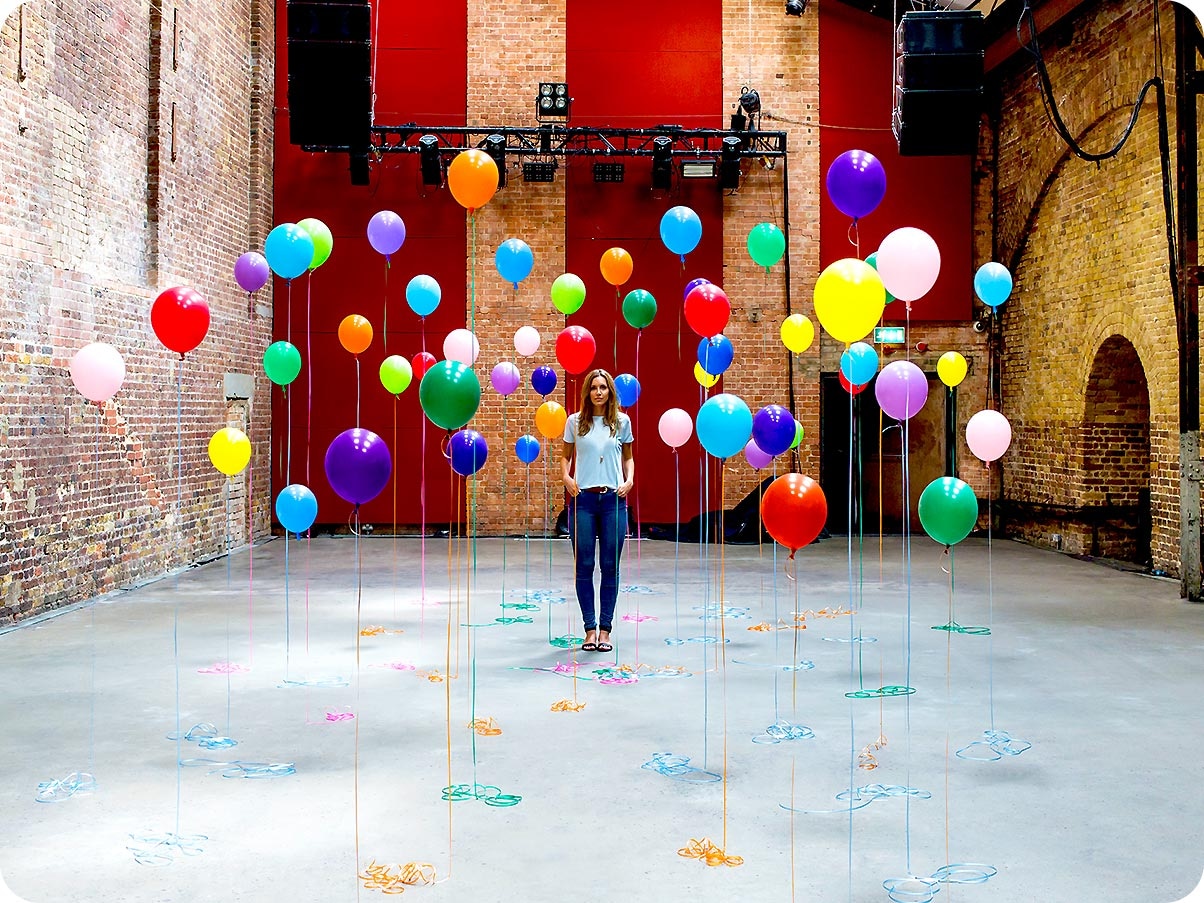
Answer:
[{"left": 286, "top": 0, "right": 372, "bottom": 150}]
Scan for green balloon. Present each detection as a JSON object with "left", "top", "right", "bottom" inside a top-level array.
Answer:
[
  {"left": 263, "top": 341, "right": 302, "bottom": 386},
  {"left": 298, "top": 217, "right": 333, "bottom": 270},
  {"left": 551, "top": 273, "right": 586, "bottom": 315},
  {"left": 379, "top": 354, "right": 413, "bottom": 395},
  {"left": 790, "top": 421, "right": 804, "bottom": 450},
  {"left": 747, "top": 222, "right": 786, "bottom": 271},
  {"left": 621, "top": 289, "right": 657, "bottom": 330},
  {"left": 918, "top": 477, "right": 979, "bottom": 546},
  {"left": 418, "top": 360, "right": 481, "bottom": 430},
  {"left": 864, "top": 252, "right": 896, "bottom": 305}
]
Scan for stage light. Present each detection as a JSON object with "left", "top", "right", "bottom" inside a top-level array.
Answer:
[
  {"left": 522, "top": 161, "right": 557, "bottom": 182},
  {"left": 738, "top": 87, "right": 761, "bottom": 116},
  {"left": 651, "top": 135, "right": 673, "bottom": 190},
  {"left": 681, "top": 158, "right": 717, "bottom": 179},
  {"left": 485, "top": 133, "right": 506, "bottom": 188},
  {"left": 593, "top": 162, "right": 625, "bottom": 183},
  {"left": 785, "top": 0, "right": 807, "bottom": 16},
  {"left": 719, "top": 136, "right": 742, "bottom": 190},
  {"left": 419, "top": 134, "right": 441, "bottom": 187},
  {"left": 537, "top": 82, "right": 570, "bottom": 120}
]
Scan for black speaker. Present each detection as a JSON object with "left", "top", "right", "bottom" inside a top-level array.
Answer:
[
  {"left": 893, "top": 10, "right": 983, "bottom": 157},
  {"left": 286, "top": 0, "right": 371, "bottom": 151}
]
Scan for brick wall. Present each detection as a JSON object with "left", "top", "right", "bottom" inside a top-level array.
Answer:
[{"left": 0, "top": 0, "right": 275, "bottom": 622}]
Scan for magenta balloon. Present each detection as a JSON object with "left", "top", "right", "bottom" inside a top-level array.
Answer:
[
  {"left": 744, "top": 438, "right": 773, "bottom": 470},
  {"left": 234, "top": 252, "right": 270, "bottom": 294},
  {"left": 490, "top": 361, "right": 521, "bottom": 396},
  {"left": 874, "top": 360, "right": 929, "bottom": 421},
  {"left": 966, "top": 409, "right": 1012, "bottom": 462},
  {"left": 324, "top": 428, "right": 392, "bottom": 506}
]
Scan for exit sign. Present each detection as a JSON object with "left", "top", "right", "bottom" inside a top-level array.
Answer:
[{"left": 874, "top": 326, "right": 905, "bottom": 344}]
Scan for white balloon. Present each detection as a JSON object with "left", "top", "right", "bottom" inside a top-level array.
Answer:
[
  {"left": 443, "top": 329, "right": 480, "bottom": 366},
  {"left": 514, "top": 325, "right": 540, "bottom": 357}
]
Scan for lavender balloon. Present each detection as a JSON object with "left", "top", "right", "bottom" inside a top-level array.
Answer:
[
  {"left": 874, "top": 360, "right": 929, "bottom": 421},
  {"left": 234, "top": 252, "right": 270, "bottom": 294},
  {"left": 490, "top": 361, "right": 521, "bottom": 396},
  {"left": 826, "top": 149, "right": 887, "bottom": 220},
  {"left": 367, "top": 210, "right": 406, "bottom": 258},
  {"left": 744, "top": 438, "right": 773, "bottom": 470},
  {"left": 324, "top": 428, "right": 392, "bottom": 506}
]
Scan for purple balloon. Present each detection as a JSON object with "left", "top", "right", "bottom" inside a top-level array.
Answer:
[
  {"left": 683, "top": 277, "right": 711, "bottom": 302},
  {"left": 449, "top": 429, "right": 489, "bottom": 477},
  {"left": 367, "top": 210, "right": 406, "bottom": 257},
  {"left": 751, "top": 404, "right": 796, "bottom": 457},
  {"left": 324, "top": 428, "right": 392, "bottom": 506},
  {"left": 234, "top": 252, "right": 270, "bottom": 294},
  {"left": 531, "top": 365, "right": 557, "bottom": 397},
  {"left": 744, "top": 438, "right": 773, "bottom": 470},
  {"left": 490, "top": 361, "right": 521, "bottom": 396},
  {"left": 826, "top": 150, "right": 887, "bottom": 220},
  {"left": 874, "top": 360, "right": 929, "bottom": 421}
]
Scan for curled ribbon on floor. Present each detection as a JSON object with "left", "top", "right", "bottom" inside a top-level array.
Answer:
[
  {"left": 468, "top": 717, "right": 502, "bottom": 736},
  {"left": 641, "top": 752, "right": 721, "bottom": 783},
  {"left": 955, "top": 729, "right": 1031, "bottom": 761},
  {"left": 325, "top": 710, "right": 355, "bottom": 722},
  {"left": 197, "top": 661, "right": 249, "bottom": 674},
  {"left": 441, "top": 782, "right": 521, "bottom": 806},
  {"left": 550, "top": 698, "right": 586, "bottom": 712},
  {"left": 369, "top": 661, "right": 417, "bottom": 671},
  {"left": 127, "top": 831, "right": 208, "bottom": 866},
  {"left": 417, "top": 670, "right": 453, "bottom": 683},
  {"left": 677, "top": 838, "right": 743, "bottom": 867},
  {"left": 751, "top": 720, "right": 815, "bottom": 744},
  {"left": 845, "top": 685, "right": 916, "bottom": 699},
  {"left": 858, "top": 733, "right": 888, "bottom": 770},
  {"left": 35, "top": 772, "right": 96, "bottom": 803},
  {"left": 622, "top": 612, "right": 658, "bottom": 623},
  {"left": 549, "top": 635, "right": 586, "bottom": 649},
  {"left": 748, "top": 622, "right": 773, "bottom": 632},
  {"left": 932, "top": 621, "right": 991, "bottom": 636},
  {"left": 359, "top": 860, "right": 438, "bottom": 894},
  {"left": 360, "top": 625, "right": 404, "bottom": 637}
]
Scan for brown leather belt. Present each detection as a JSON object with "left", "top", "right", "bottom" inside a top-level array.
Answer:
[{"left": 582, "top": 486, "right": 612, "bottom": 494}]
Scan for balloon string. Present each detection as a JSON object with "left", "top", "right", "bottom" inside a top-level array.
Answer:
[
  {"left": 500, "top": 396, "right": 507, "bottom": 619},
  {"left": 673, "top": 449, "right": 680, "bottom": 639},
  {"left": 987, "top": 463, "right": 995, "bottom": 731},
  {"left": 355, "top": 357, "right": 361, "bottom": 429},
  {"left": 284, "top": 533, "right": 291, "bottom": 680},
  {"left": 470, "top": 214, "right": 476, "bottom": 342},
  {"left": 719, "top": 464, "right": 730, "bottom": 853},
  {"left": 383, "top": 257, "right": 389, "bottom": 352},
  {"left": 354, "top": 506, "right": 363, "bottom": 894},
  {"left": 306, "top": 276, "right": 312, "bottom": 488},
  {"left": 393, "top": 397, "right": 398, "bottom": 623},
  {"left": 634, "top": 330, "right": 642, "bottom": 573},
  {"left": 175, "top": 355, "right": 183, "bottom": 840}
]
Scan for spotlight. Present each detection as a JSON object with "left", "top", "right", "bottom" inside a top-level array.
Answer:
[
  {"left": 972, "top": 317, "right": 990, "bottom": 333},
  {"left": 522, "top": 161, "right": 557, "bottom": 183},
  {"left": 718, "top": 135, "right": 742, "bottom": 190},
  {"left": 593, "top": 162, "right": 625, "bottom": 183},
  {"left": 537, "top": 82, "right": 570, "bottom": 120},
  {"left": 738, "top": 87, "right": 761, "bottom": 116},
  {"left": 419, "top": 134, "right": 442, "bottom": 187},
  {"left": 485, "top": 134, "right": 506, "bottom": 188},
  {"left": 681, "top": 158, "right": 717, "bottom": 179},
  {"left": 651, "top": 135, "right": 673, "bottom": 191},
  {"left": 785, "top": 0, "right": 807, "bottom": 15}
]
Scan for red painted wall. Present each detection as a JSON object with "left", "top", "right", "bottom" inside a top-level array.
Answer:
[{"left": 819, "top": 2, "right": 971, "bottom": 323}]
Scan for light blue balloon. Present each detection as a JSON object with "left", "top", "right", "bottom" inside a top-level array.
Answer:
[
  {"left": 406, "top": 274, "right": 441, "bottom": 317},
  {"left": 515, "top": 434, "right": 541, "bottom": 465},
  {"left": 660, "top": 206, "right": 702, "bottom": 260},
  {"left": 275, "top": 483, "right": 318, "bottom": 535},
  {"left": 495, "top": 239, "right": 534, "bottom": 289},
  {"left": 974, "top": 262, "right": 1013, "bottom": 309},
  {"left": 840, "top": 341, "right": 879, "bottom": 386},
  {"left": 264, "top": 224, "right": 315, "bottom": 280},
  {"left": 697, "top": 334, "right": 734, "bottom": 376},
  {"left": 696, "top": 393, "right": 753, "bottom": 459},
  {"left": 614, "top": 373, "right": 641, "bottom": 408}
]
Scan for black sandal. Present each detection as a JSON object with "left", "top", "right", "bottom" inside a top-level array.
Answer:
[
  {"left": 581, "top": 642, "right": 599, "bottom": 652},
  {"left": 596, "top": 641, "right": 613, "bottom": 653}
]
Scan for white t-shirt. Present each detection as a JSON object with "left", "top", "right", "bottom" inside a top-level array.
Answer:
[{"left": 564, "top": 412, "right": 633, "bottom": 490}]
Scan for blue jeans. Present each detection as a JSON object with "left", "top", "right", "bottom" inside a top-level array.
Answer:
[{"left": 570, "top": 490, "right": 627, "bottom": 632}]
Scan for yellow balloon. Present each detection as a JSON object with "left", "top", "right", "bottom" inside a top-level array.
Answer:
[
  {"left": 694, "top": 362, "right": 719, "bottom": 388},
  {"left": 813, "top": 258, "right": 886, "bottom": 345},
  {"left": 780, "top": 314, "right": 815, "bottom": 353},
  {"left": 937, "top": 351, "right": 968, "bottom": 388},
  {"left": 208, "top": 427, "right": 251, "bottom": 476},
  {"left": 535, "top": 401, "right": 567, "bottom": 439}
]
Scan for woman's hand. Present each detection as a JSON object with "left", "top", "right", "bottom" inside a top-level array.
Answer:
[
  {"left": 617, "top": 479, "right": 633, "bottom": 498},
  {"left": 564, "top": 477, "right": 580, "bottom": 497}
]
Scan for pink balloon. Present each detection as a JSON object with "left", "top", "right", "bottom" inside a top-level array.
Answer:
[
  {"left": 875, "top": 227, "right": 941, "bottom": 302},
  {"left": 966, "top": 409, "right": 1012, "bottom": 462},
  {"left": 658, "top": 408, "right": 693, "bottom": 449},
  {"left": 514, "top": 325, "right": 540, "bottom": 357},
  {"left": 874, "top": 360, "right": 928, "bottom": 421},
  {"left": 744, "top": 438, "right": 773, "bottom": 470},
  {"left": 443, "top": 328, "right": 479, "bottom": 366},
  {"left": 69, "top": 342, "right": 126, "bottom": 402}
]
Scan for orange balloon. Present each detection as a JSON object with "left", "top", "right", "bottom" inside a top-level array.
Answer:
[
  {"left": 599, "top": 247, "right": 633, "bottom": 287},
  {"left": 338, "top": 314, "right": 373, "bottom": 355},
  {"left": 447, "top": 149, "right": 499, "bottom": 212},
  {"left": 535, "top": 401, "right": 567, "bottom": 439}
]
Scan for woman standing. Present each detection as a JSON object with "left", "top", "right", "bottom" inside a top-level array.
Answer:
[{"left": 561, "top": 369, "right": 634, "bottom": 653}]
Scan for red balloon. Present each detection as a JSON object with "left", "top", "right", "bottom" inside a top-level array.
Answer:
[
  {"left": 413, "top": 351, "right": 437, "bottom": 380},
  {"left": 839, "top": 371, "right": 870, "bottom": 395},
  {"left": 151, "top": 286, "right": 210, "bottom": 355},
  {"left": 684, "top": 283, "right": 731, "bottom": 338},
  {"left": 761, "top": 473, "right": 828, "bottom": 556},
  {"left": 555, "top": 325, "right": 596, "bottom": 375}
]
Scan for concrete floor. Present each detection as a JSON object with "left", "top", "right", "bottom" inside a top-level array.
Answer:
[{"left": 1, "top": 533, "right": 1202, "bottom": 903}]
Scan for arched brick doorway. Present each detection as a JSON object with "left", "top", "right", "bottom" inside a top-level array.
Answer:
[{"left": 1082, "top": 336, "right": 1151, "bottom": 566}]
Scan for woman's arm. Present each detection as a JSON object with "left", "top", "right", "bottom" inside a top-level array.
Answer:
[
  {"left": 617, "top": 442, "right": 634, "bottom": 497},
  {"left": 561, "top": 439, "right": 579, "bottom": 496}
]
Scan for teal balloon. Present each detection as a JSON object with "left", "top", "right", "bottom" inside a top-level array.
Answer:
[
  {"left": 622, "top": 289, "right": 657, "bottom": 330},
  {"left": 747, "top": 223, "right": 786, "bottom": 270},
  {"left": 418, "top": 360, "right": 481, "bottom": 430},
  {"left": 263, "top": 341, "right": 302, "bottom": 386},
  {"left": 918, "top": 477, "right": 979, "bottom": 546},
  {"left": 695, "top": 393, "right": 753, "bottom": 459}
]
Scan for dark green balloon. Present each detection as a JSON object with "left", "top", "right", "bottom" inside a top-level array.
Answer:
[
  {"left": 622, "top": 289, "right": 657, "bottom": 330},
  {"left": 419, "top": 360, "right": 481, "bottom": 430},
  {"left": 918, "top": 477, "right": 979, "bottom": 546},
  {"left": 864, "top": 252, "right": 897, "bottom": 305},
  {"left": 263, "top": 341, "right": 302, "bottom": 386}
]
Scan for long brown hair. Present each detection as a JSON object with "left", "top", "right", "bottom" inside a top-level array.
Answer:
[{"left": 576, "top": 368, "right": 620, "bottom": 437}]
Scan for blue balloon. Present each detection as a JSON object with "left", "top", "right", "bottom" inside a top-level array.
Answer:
[
  {"left": 614, "top": 373, "right": 641, "bottom": 408},
  {"left": 697, "top": 335, "right": 734, "bottom": 376},
  {"left": 840, "top": 341, "right": 879, "bottom": 386},
  {"left": 406, "top": 274, "right": 441, "bottom": 317},
  {"left": 751, "top": 404, "right": 796, "bottom": 457},
  {"left": 531, "top": 365, "right": 557, "bottom": 397},
  {"left": 275, "top": 483, "right": 318, "bottom": 535},
  {"left": 660, "top": 206, "right": 702, "bottom": 259},
  {"left": 449, "top": 429, "right": 489, "bottom": 477},
  {"left": 264, "top": 224, "right": 315, "bottom": 280},
  {"left": 696, "top": 393, "right": 753, "bottom": 459},
  {"left": 974, "top": 262, "right": 1013, "bottom": 308},
  {"left": 495, "top": 239, "right": 534, "bottom": 289},
  {"left": 683, "top": 277, "right": 711, "bottom": 302},
  {"left": 515, "top": 434, "right": 541, "bottom": 464}
]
